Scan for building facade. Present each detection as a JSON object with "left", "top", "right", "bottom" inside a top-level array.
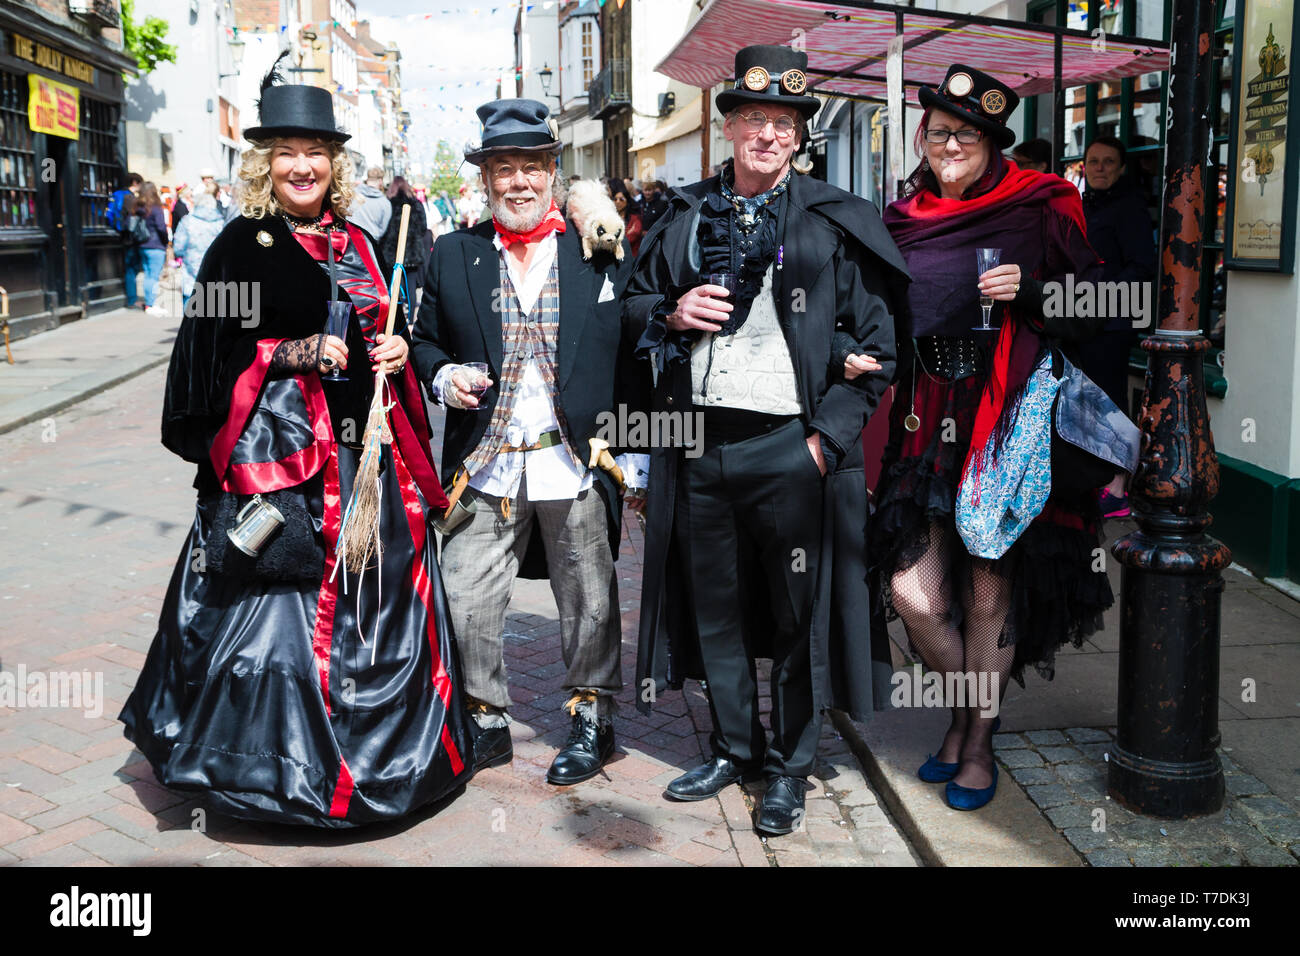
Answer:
[
  {"left": 625, "top": 0, "right": 701, "bottom": 189},
  {"left": 126, "top": 0, "right": 242, "bottom": 189},
  {"left": 591, "top": 0, "right": 631, "bottom": 179},
  {"left": 556, "top": 0, "right": 603, "bottom": 180},
  {"left": 0, "top": 0, "right": 137, "bottom": 336}
]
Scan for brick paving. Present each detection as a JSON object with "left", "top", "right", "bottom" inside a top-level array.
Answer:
[
  {"left": 997, "top": 728, "right": 1300, "bottom": 867},
  {"left": 0, "top": 364, "right": 917, "bottom": 867}
]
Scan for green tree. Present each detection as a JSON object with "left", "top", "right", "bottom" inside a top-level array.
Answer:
[
  {"left": 121, "top": 0, "right": 178, "bottom": 76},
  {"left": 425, "top": 140, "right": 470, "bottom": 198}
]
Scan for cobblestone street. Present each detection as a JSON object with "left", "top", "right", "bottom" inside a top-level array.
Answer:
[{"left": 0, "top": 363, "right": 917, "bottom": 866}]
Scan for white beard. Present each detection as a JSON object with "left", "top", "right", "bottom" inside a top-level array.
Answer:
[{"left": 489, "top": 185, "right": 551, "bottom": 233}]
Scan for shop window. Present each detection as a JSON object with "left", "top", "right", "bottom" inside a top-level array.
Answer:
[
  {"left": 78, "top": 97, "right": 118, "bottom": 233},
  {"left": 0, "top": 70, "right": 37, "bottom": 230}
]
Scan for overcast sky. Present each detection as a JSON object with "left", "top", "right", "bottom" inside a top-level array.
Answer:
[{"left": 362, "top": 0, "right": 519, "bottom": 179}]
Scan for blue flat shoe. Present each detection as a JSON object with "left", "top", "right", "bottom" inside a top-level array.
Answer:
[
  {"left": 918, "top": 718, "right": 1000, "bottom": 783},
  {"left": 945, "top": 764, "right": 999, "bottom": 811},
  {"left": 917, "top": 755, "right": 960, "bottom": 782}
]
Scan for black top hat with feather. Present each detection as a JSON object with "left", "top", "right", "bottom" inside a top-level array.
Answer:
[{"left": 244, "top": 51, "right": 351, "bottom": 143}]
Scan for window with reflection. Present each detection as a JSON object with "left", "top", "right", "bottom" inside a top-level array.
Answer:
[
  {"left": 78, "top": 97, "right": 118, "bottom": 232},
  {"left": 0, "top": 70, "right": 37, "bottom": 230}
]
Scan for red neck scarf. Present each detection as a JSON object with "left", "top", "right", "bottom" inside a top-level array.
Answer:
[{"left": 493, "top": 200, "right": 566, "bottom": 249}]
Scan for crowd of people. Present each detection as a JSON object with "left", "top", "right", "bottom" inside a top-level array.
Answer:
[
  {"left": 118, "top": 44, "right": 1148, "bottom": 835},
  {"left": 111, "top": 163, "right": 488, "bottom": 317}
]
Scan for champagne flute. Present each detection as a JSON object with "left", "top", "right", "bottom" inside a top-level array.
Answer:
[
  {"left": 974, "top": 247, "right": 1002, "bottom": 332},
  {"left": 322, "top": 300, "right": 351, "bottom": 382}
]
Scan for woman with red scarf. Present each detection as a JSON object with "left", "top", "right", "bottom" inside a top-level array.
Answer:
[{"left": 865, "top": 66, "right": 1112, "bottom": 811}]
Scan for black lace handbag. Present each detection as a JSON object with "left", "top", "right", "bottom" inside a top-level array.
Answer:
[{"left": 204, "top": 486, "right": 326, "bottom": 582}]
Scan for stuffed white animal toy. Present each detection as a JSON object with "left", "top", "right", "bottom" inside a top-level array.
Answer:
[{"left": 565, "top": 179, "right": 625, "bottom": 262}]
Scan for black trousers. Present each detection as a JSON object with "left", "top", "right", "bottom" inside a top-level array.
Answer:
[{"left": 674, "top": 417, "right": 825, "bottom": 777}]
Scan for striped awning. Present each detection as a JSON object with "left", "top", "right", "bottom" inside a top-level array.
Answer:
[{"left": 656, "top": 0, "right": 1170, "bottom": 105}]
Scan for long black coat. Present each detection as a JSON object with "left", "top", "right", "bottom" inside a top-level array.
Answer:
[
  {"left": 410, "top": 219, "right": 647, "bottom": 572},
  {"left": 625, "top": 172, "right": 910, "bottom": 720}
]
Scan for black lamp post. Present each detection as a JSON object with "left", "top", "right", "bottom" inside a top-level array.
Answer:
[{"left": 1109, "top": 0, "right": 1229, "bottom": 818}]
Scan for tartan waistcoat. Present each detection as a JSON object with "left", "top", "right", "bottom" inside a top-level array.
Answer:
[{"left": 461, "top": 251, "right": 583, "bottom": 475}]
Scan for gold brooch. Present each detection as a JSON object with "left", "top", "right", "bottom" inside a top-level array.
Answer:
[
  {"left": 743, "top": 66, "right": 771, "bottom": 92},
  {"left": 780, "top": 69, "right": 807, "bottom": 94},
  {"left": 256, "top": 230, "right": 273, "bottom": 247},
  {"left": 947, "top": 72, "right": 974, "bottom": 97},
  {"left": 982, "top": 90, "right": 1007, "bottom": 115}
]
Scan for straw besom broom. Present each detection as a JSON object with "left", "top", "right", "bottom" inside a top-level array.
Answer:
[{"left": 337, "top": 203, "right": 411, "bottom": 572}]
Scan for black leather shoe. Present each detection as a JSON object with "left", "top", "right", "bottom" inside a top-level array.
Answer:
[
  {"left": 664, "top": 756, "right": 762, "bottom": 802},
  {"left": 546, "top": 713, "right": 615, "bottom": 785},
  {"left": 471, "top": 724, "right": 513, "bottom": 771},
  {"left": 755, "top": 775, "right": 807, "bottom": 835}
]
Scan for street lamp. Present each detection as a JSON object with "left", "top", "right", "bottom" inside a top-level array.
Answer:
[
  {"left": 537, "top": 63, "right": 561, "bottom": 103},
  {"left": 217, "top": 34, "right": 246, "bottom": 79}
]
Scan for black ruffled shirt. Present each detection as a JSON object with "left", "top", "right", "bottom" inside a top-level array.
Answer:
[{"left": 641, "top": 161, "right": 790, "bottom": 366}]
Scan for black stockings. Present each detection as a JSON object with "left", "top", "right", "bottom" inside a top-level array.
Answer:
[{"left": 891, "top": 522, "right": 1013, "bottom": 788}]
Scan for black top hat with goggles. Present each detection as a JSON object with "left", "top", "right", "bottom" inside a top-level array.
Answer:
[
  {"left": 715, "top": 45, "right": 820, "bottom": 119},
  {"left": 917, "top": 64, "right": 1020, "bottom": 150}
]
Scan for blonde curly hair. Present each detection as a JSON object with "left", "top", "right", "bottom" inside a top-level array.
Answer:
[{"left": 237, "top": 137, "right": 355, "bottom": 219}]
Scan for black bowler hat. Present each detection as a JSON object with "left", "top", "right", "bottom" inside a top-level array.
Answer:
[
  {"left": 464, "top": 99, "right": 561, "bottom": 165},
  {"left": 244, "top": 53, "right": 350, "bottom": 142},
  {"left": 715, "top": 45, "right": 820, "bottom": 119},
  {"left": 918, "top": 64, "right": 1020, "bottom": 149}
]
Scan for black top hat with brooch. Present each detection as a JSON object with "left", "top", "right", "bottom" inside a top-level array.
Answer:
[
  {"left": 244, "top": 52, "right": 350, "bottom": 142},
  {"left": 918, "top": 64, "right": 1020, "bottom": 149},
  {"left": 715, "top": 45, "right": 820, "bottom": 119},
  {"left": 464, "top": 99, "right": 562, "bottom": 165}
]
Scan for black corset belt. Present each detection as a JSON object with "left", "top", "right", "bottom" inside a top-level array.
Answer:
[{"left": 914, "top": 335, "right": 987, "bottom": 381}]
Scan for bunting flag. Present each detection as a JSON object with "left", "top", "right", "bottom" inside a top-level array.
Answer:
[{"left": 231, "top": 0, "right": 562, "bottom": 34}]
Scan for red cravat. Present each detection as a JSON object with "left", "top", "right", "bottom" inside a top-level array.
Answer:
[{"left": 289, "top": 210, "right": 350, "bottom": 260}]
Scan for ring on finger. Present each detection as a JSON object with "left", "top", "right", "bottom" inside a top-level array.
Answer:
[{"left": 320, "top": 355, "right": 337, "bottom": 369}]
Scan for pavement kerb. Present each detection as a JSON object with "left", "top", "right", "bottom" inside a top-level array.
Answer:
[
  {"left": 830, "top": 707, "right": 1085, "bottom": 867},
  {"left": 0, "top": 352, "right": 171, "bottom": 437},
  {"left": 831, "top": 709, "right": 945, "bottom": 867}
]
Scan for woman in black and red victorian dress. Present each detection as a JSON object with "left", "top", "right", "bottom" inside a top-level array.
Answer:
[
  {"left": 865, "top": 66, "right": 1112, "bottom": 811},
  {"left": 120, "top": 66, "right": 475, "bottom": 827}
]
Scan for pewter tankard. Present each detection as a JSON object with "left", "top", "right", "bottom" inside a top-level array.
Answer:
[{"left": 227, "top": 494, "right": 286, "bottom": 556}]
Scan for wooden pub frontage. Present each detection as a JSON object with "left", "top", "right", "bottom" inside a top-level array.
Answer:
[{"left": 0, "top": 4, "right": 136, "bottom": 340}]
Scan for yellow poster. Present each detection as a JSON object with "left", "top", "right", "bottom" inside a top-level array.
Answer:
[{"left": 27, "top": 74, "right": 80, "bottom": 140}]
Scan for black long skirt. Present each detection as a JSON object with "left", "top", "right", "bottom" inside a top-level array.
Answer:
[
  {"left": 870, "top": 366, "right": 1114, "bottom": 685},
  {"left": 120, "top": 442, "right": 476, "bottom": 827}
]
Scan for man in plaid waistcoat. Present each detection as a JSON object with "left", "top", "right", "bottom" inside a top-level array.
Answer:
[{"left": 411, "top": 99, "right": 648, "bottom": 785}]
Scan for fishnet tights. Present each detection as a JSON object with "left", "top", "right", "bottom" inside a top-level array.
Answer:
[{"left": 891, "top": 521, "right": 1014, "bottom": 788}]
